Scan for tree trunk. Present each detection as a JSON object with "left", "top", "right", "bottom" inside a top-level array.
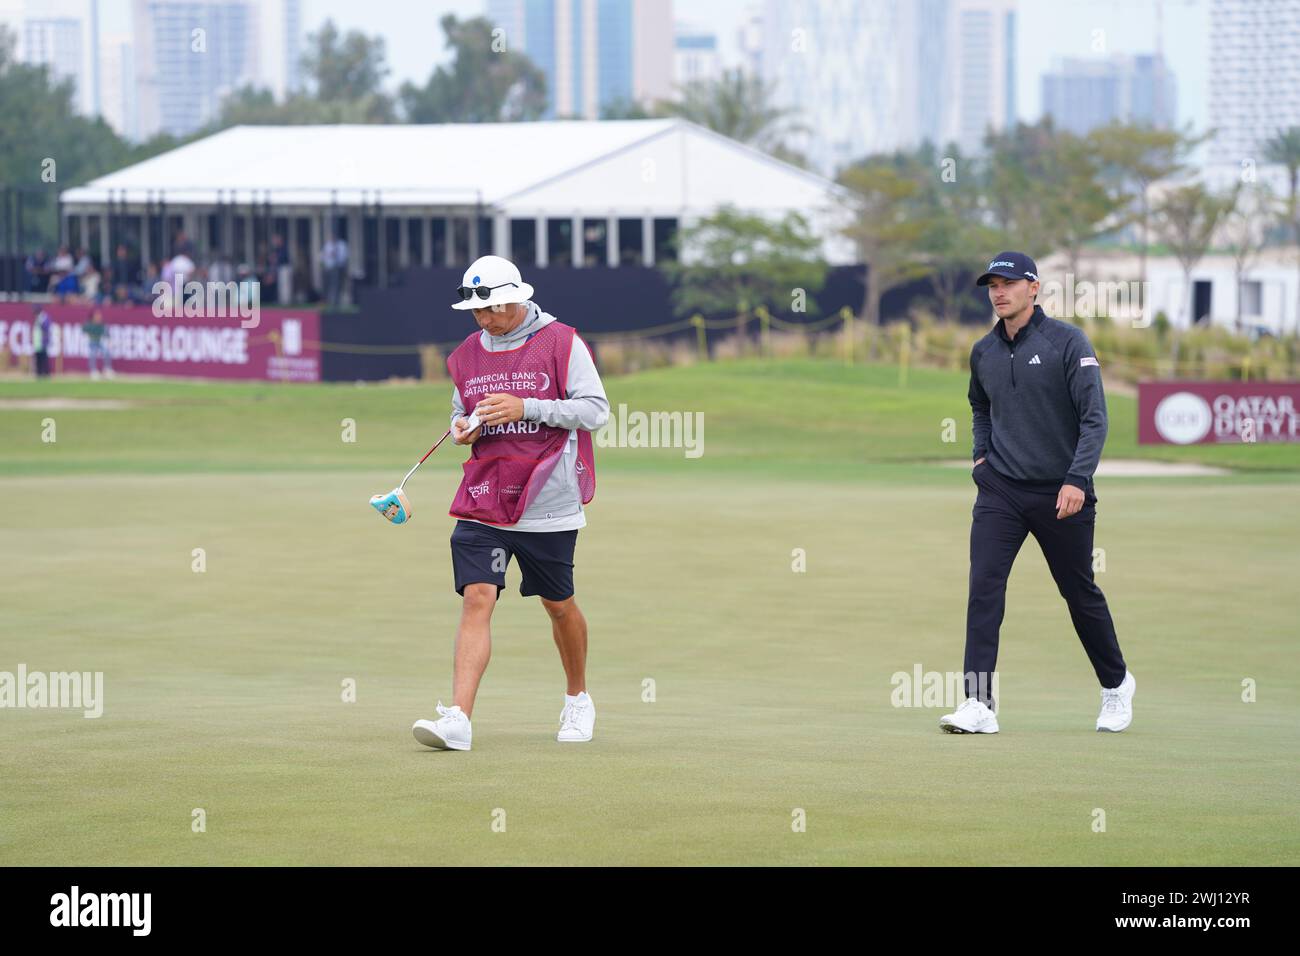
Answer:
[{"left": 1138, "top": 194, "right": 1149, "bottom": 322}]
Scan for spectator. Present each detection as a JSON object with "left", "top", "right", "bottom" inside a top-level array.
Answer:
[
  {"left": 208, "top": 254, "right": 234, "bottom": 285},
  {"left": 321, "top": 233, "right": 348, "bottom": 306},
  {"left": 31, "top": 304, "right": 52, "bottom": 378},
  {"left": 266, "top": 233, "right": 291, "bottom": 305},
  {"left": 109, "top": 245, "right": 141, "bottom": 303},
  {"left": 238, "top": 262, "right": 260, "bottom": 310},
  {"left": 144, "top": 260, "right": 164, "bottom": 299},
  {"left": 74, "top": 248, "right": 101, "bottom": 301},
  {"left": 48, "top": 245, "right": 77, "bottom": 299},
  {"left": 161, "top": 245, "right": 195, "bottom": 290},
  {"left": 24, "top": 249, "right": 48, "bottom": 294},
  {"left": 82, "top": 307, "right": 114, "bottom": 379}
]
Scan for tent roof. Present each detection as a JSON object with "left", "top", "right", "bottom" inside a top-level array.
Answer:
[{"left": 58, "top": 119, "right": 847, "bottom": 217}]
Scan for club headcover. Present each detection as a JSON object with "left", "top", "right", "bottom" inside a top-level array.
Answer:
[{"left": 370, "top": 488, "right": 412, "bottom": 525}]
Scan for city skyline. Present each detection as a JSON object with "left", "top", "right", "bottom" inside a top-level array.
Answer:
[{"left": 0, "top": 0, "right": 1222, "bottom": 165}]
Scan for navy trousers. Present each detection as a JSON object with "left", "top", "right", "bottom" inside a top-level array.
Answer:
[{"left": 964, "top": 461, "right": 1127, "bottom": 708}]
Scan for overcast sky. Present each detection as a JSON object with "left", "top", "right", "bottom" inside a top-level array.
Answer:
[{"left": 97, "top": 0, "right": 1210, "bottom": 132}]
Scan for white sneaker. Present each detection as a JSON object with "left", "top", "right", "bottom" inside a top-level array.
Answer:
[
  {"left": 90, "top": 370, "right": 101, "bottom": 380},
  {"left": 557, "top": 692, "right": 595, "bottom": 742},
  {"left": 412, "top": 701, "right": 472, "bottom": 750},
  {"left": 939, "top": 697, "right": 999, "bottom": 734},
  {"left": 1096, "top": 671, "right": 1135, "bottom": 732}
]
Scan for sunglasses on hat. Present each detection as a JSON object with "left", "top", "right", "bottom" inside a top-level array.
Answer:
[{"left": 456, "top": 281, "right": 519, "bottom": 302}]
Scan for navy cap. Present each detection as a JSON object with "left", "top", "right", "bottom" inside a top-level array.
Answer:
[{"left": 976, "top": 251, "right": 1039, "bottom": 286}]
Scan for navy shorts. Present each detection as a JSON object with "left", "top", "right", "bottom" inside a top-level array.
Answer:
[{"left": 450, "top": 520, "right": 578, "bottom": 601}]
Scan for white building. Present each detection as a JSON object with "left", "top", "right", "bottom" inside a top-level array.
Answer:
[
  {"left": 1207, "top": 0, "right": 1300, "bottom": 167},
  {"left": 57, "top": 119, "right": 855, "bottom": 296},
  {"left": 1146, "top": 250, "right": 1300, "bottom": 335}
]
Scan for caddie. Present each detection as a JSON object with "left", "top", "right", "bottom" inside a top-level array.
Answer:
[{"left": 412, "top": 255, "right": 610, "bottom": 751}]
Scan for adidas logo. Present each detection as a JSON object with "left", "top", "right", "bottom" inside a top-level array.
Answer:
[{"left": 1028, "top": 354, "right": 1041, "bottom": 365}]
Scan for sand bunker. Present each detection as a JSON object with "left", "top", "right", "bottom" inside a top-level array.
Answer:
[
  {"left": 0, "top": 398, "right": 135, "bottom": 411},
  {"left": 942, "top": 459, "right": 1231, "bottom": 477}
]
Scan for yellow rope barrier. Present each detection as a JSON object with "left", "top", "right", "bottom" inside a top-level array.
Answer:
[{"left": 230, "top": 309, "right": 1293, "bottom": 380}]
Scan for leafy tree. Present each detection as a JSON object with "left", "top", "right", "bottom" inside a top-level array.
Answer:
[
  {"left": 1152, "top": 182, "right": 1234, "bottom": 328},
  {"left": 399, "top": 15, "right": 546, "bottom": 123},
  {"left": 1048, "top": 131, "right": 1128, "bottom": 277},
  {"left": 659, "top": 204, "right": 827, "bottom": 318},
  {"left": 1220, "top": 182, "right": 1274, "bottom": 332},
  {"left": 911, "top": 145, "right": 1001, "bottom": 324},
  {"left": 0, "top": 27, "right": 137, "bottom": 251},
  {"left": 215, "top": 84, "right": 393, "bottom": 126},
  {"left": 838, "top": 158, "right": 931, "bottom": 328},
  {"left": 300, "top": 20, "right": 391, "bottom": 103},
  {"left": 981, "top": 119, "right": 1073, "bottom": 259},
  {"left": 1094, "top": 121, "right": 1200, "bottom": 284}
]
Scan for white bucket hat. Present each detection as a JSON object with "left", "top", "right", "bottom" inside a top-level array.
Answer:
[{"left": 451, "top": 255, "right": 535, "bottom": 310}]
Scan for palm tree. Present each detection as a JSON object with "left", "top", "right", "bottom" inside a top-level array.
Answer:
[
  {"left": 658, "top": 68, "right": 807, "bottom": 165},
  {"left": 1263, "top": 127, "right": 1300, "bottom": 334}
]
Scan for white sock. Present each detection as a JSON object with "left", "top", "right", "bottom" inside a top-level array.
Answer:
[{"left": 565, "top": 694, "right": 578, "bottom": 705}]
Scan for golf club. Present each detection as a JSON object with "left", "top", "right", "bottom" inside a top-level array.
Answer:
[{"left": 369, "top": 410, "right": 480, "bottom": 525}]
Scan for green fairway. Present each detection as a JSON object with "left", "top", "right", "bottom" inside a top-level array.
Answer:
[{"left": 1, "top": 360, "right": 1298, "bottom": 865}]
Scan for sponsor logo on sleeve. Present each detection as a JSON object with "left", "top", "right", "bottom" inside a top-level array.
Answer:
[{"left": 1080, "top": 356, "right": 1099, "bottom": 368}]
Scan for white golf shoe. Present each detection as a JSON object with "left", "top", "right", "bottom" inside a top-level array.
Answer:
[
  {"left": 557, "top": 692, "right": 595, "bottom": 742},
  {"left": 939, "top": 697, "right": 999, "bottom": 734},
  {"left": 1096, "top": 671, "right": 1136, "bottom": 732},
  {"left": 412, "top": 701, "right": 472, "bottom": 751}
]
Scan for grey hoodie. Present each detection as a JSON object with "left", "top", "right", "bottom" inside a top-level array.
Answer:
[{"left": 450, "top": 302, "right": 610, "bottom": 531}]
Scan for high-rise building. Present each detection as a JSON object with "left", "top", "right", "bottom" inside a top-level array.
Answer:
[
  {"left": 132, "top": 0, "right": 301, "bottom": 139},
  {"left": 759, "top": 0, "right": 1015, "bottom": 174},
  {"left": 950, "top": 0, "right": 1017, "bottom": 155},
  {"left": 4, "top": 0, "right": 99, "bottom": 116},
  {"left": 99, "top": 32, "right": 137, "bottom": 140},
  {"left": 1041, "top": 54, "right": 1178, "bottom": 136},
  {"left": 1208, "top": 0, "right": 1300, "bottom": 166},
  {"left": 23, "top": 18, "right": 84, "bottom": 99},
  {"left": 736, "top": 2, "right": 763, "bottom": 79},
  {"left": 761, "top": 0, "right": 910, "bottom": 175},
  {"left": 485, "top": 0, "right": 673, "bottom": 119},
  {"left": 674, "top": 22, "right": 720, "bottom": 91}
]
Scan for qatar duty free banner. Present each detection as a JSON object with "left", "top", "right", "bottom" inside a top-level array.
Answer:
[{"left": 1138, "top": 381, "right": 1300, "bottom": 444}]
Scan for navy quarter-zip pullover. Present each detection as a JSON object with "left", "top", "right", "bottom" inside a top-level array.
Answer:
[{"left": 968, "top": 305, "right": 1108, "bottom": 491}]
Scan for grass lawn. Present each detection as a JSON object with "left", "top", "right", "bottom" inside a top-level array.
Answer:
[{"left": 1, "top": 360, "right": 1296, "bottom": 864}]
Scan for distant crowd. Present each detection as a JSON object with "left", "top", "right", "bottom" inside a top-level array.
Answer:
[{"left": 21, "top": 230, "right": 351, "bottom": 308}]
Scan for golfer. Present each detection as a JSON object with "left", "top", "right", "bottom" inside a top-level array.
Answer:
[
  {"left": 940, "top": 251, "right": 1135, "bottom": 735},
  {"left": 412, "top": 255, "right": 609, "bottom": 751}
]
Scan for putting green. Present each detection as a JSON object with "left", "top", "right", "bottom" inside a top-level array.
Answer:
[{"left": 1, "top": 361, "right": 1297, "bottom": 864}]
